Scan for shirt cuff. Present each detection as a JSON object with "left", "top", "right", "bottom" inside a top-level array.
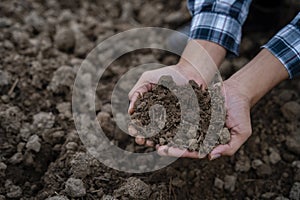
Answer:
[
  {"left": 262, "top": 14, "right": 300, "bottom": 79},
  {"left": 189, "top": 12, "right": 242, "bottom": 56}
]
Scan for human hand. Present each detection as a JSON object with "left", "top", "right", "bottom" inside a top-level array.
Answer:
[
  {"left": 155, "top": 79, "right": 252, "bottom": 159},
  {"left": 208, "top": 79, "right": 252, "bottom": 160},
  {"left": 128, "top": 63, "right": 207, "bottom": 148}
]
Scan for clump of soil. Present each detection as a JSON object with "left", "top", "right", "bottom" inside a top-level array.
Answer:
[{"left": 130, "top": 76, "right": 230, "bottom": 156}]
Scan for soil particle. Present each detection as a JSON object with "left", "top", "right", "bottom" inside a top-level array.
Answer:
[
  {"left": 114, "top": 177, "right": 151, "bottom": 199},
  {"left": 56, "top": 102, "right": 72, "bottom": 119},
  {"left": 269, "top": 148, "right": 281, "bottom": 164},
  {"left": 33, "top": 112, "right": 55, "bottom": 130},
  {"left": 70, "top": 152, "right": 91, "bottom": 179},
  {"left": 46, "top": 195, "right": 69, "bottom": 200},
  {"left": 138, "top": 3, "right": 162, "bottom": 26},
  {"left": 71, "top": 23, "right": 93, "bottom": 57},
  {"left": 0, "top": 106, "right": 24, "bottom": 133},
  {"left": 235, "top": 153, "right": 251, "bottom": 172},
  {"left": 130, "top": 76, "right": 229, "bottom": 155},
  {"left": 251, "top": 159, "right": 263, "bottom": 169},
  {"left": 261, "top": 192, "right": 276, "bottom": 199},
  {"left": 289, "top": 182, "right": 300, "bottom": 200},
  {"left": 54, "top": 27, "right": 75, "bottom": 52},
  {"left": 0, "top": 17, "right": 12, "bottom": 28},
  {"left": 97, "top": 111, "right": 115, "bottom": 135},
  {"left": 256, "top": 163, "right": 273, "bottom": 177},
  {"left": 224, "top": 175, "right": 237, "bottom": 192},
  {"left": 275, "top": 196, "right": 289, "bottom": 200},
  {"left": 26, "top": 134, "right": 41, "bottom": 152},
  {"left": 285, "top": 131, "right": 300, "bottom": 155},
  {"left": 25, "top": 12, "right": 45, "bottom": 33},
  {"left": 47, "top": 65, "right": 75, "bottom": 92},
  {"left": 0, "top": 70, "right": 11, "bottom": 86},
  {"left": 278, "top": 90, "right": 295, "bottom": 102},
  {"left": 280, "top": 101, "right": 300, "bottom": 121},
  {"left": 214, "top": 177, "right": 224, "bottom": 190},
  {"left": 8, "top": 152, "right": 23, "bottom": 165},
  {"left": 102, "top": 195, "right": 117, "bottom": 200},
  {"left": 0, "top": 162, "right": 7, "bottom": 177},
  {"left": 65, "top": 178, "right": 86, "bottom": 198},
  {"left": 5, "top": 180, "right": 22, "bottom": 198}
]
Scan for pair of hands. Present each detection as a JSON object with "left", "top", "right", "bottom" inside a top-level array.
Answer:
[{"left": 128, "top": 63, "right": 252, "bottom": 160}]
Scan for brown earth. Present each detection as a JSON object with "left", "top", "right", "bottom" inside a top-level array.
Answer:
[
  {"left": 130, "top": 76, "right": 230, "bottom": 155},
  {"left": 0, "top": 0, "right": 300, "bottom": 199}
]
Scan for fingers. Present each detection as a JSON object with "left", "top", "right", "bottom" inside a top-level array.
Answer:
[
  {"left": 209, "top": 130, "right": 251, "bottom": 159},
  {"left": 156, "top": 145, "right": 200, "bottom": 159},
  {"left": 128, "top": 84, "right": 152, "bottom": 114}
]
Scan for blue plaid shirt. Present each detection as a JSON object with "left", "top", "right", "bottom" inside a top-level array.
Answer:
[{"left": 188, "top": 0, "right": 300, "bottom": 78}]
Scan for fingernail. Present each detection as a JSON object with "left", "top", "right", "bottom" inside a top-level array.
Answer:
[{"left": 209, "top": 153, "right": 221, "bottom": 161}]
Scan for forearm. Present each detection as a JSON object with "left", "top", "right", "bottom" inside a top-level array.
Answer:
[
  {"left": 179, "top": 40, "right": 226, "bottom": 67},
  {"left": 229, "top": 49, "right": 289, "bottom": 107},
  {"left": 177, "top": 40, "right": 226, "bottom": 85}
]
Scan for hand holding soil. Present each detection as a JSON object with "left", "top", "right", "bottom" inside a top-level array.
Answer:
[{"left": 128, "top": 73, "right": 232, "bottom": 159}]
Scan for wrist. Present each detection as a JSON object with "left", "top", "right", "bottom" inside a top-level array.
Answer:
[
  {"left": 177, "top": 40, "right": 226, "bottom": 85},
  {"left": 178, "top": 40, "right": 226, "bottom": 68},
  {"left": 229, "top": 49, "right": 289, "bottom": 107}
]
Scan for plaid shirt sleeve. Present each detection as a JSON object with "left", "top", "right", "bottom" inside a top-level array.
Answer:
[
  {"left": 187, "top": 0, "right": 252, "bottom": 56},
  {"left": 263, "top": 12, "right": 300, "bottom": 79}
]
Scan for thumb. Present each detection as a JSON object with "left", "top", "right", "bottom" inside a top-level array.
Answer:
[{"left": 209, "top": 132, "right": 249, "bottom": 159}]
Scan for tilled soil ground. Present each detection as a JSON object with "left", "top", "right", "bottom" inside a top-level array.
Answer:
[{"left": 1, "top": 0, "right": 300, "bottom": 199}]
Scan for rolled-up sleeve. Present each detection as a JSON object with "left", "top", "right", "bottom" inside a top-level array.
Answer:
[
  {"left": 263, "top": 12, "right": 300, "bottom": 79},
  {"left": 188, "top": 0, "right": 252, "bottom": 56}
]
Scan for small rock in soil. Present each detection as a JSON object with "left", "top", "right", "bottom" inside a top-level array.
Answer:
[
  {"left": 72, "top": 25, "right": 93, "bottom": 57},
  {"left": 289, "top": 182, "right": 300, "bottom": 200},
  {"left": 0, "top": 162, "right": 7, "bottom": 176},
  {"left": 97, "top": 111, "right": 115, "bottom": 135},
  {"left": 102, "top": 195, "right": 116, "bottom": 200},
  {"left": 278, "top": 90, "right": 294, "bottom": 102},
  {"left": 25, "top": 12, "right": 45, "bottom": 33},
  {"left": 47, "top": 65, "right": 75, "bottom": 92},
  {"left": 114, "top": 177, "right": 151, "bottom": 199},
  {"left": 5, "top": 180, "right": 22, "bottom": 198},
  {"left": 8, "top": 152, "right": 23, "bottom": 164},
  {"left": 0, "top": 17, "right": 12, "bottom": 28},
  {"left": 275, "top": 196, "right": 289, "bottom": 200},
  {"left": 224, "top": 175, "right": 237, "bottom": 192},
  {"left": 235, "top": 155, "right": 251, "bottom": 172},
  {"left": 286, "top": 131, "right": 300, "bottom": 155},
  {"left": 56, "top": 102, "right": 72, "bottom": 119},
  {"left": 101, "top": 103, "right": 112, "bottom": 115},
  {"left": 261, "top": 192, "right": 276, "bottom": 199},
  {"left": 214, "top": 177, "right": 224, "bottom": 190},
  {"left": 54, "top": 27, "right": 75, "bottom": 52},
  {"left": 70, "top": 152, "right": 91, "bottom": 178},
  {"left": 33, "top": 112, "right": 55, "bottom": 129},
  {"left": 269, "top": 149, "right": 281, "bottom": 164},
  {"left": 280, "top": 101, "right": 300, "bottom": 121},
  {"left": 26, "top": 134, "right": 41, "bottom": 152},
  {"left": 251, "top": 159, "right": 263, "bottom": 169},
  {"left": 0, "top": 106, "right": 23, "bottom": 133},
  {"left": 0, "top": 70, "right": 11, "bottom": 86},
  {"left": 256, "top": 163, "right": 272, "bottom": 177},
  {"left": 65, "top": 178, "right": 86, "bottom": 198},
  {"left": 46, "top": 195, "right": 69, "bottom": 200}
]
